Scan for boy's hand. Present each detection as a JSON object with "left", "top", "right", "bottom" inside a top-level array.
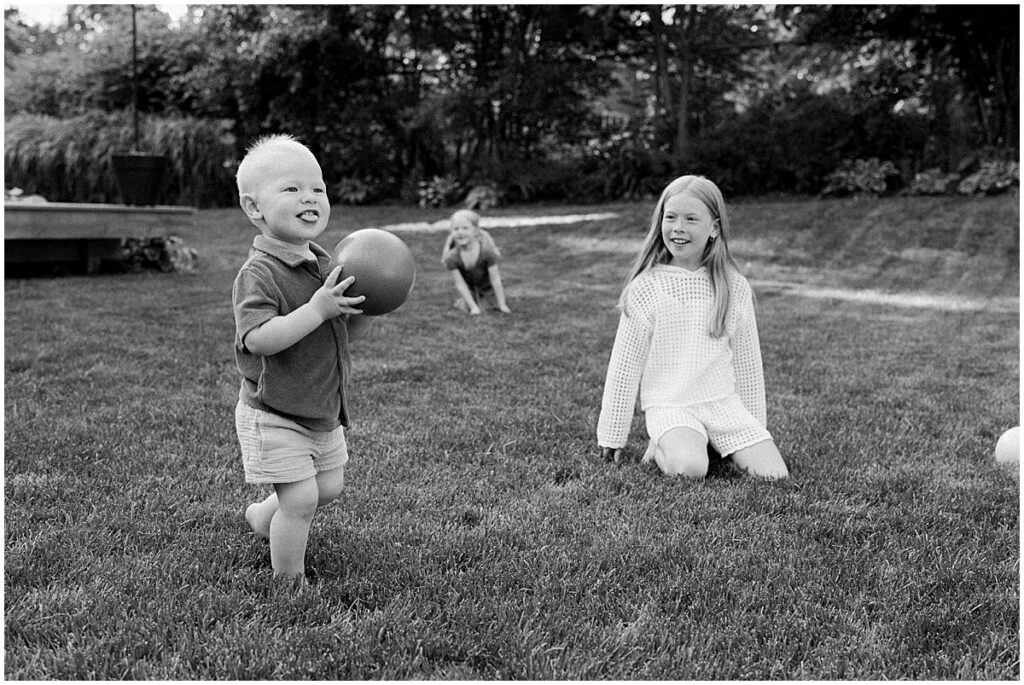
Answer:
[{"left": 310, "top": 265, "right": 365, "bottom": 320}]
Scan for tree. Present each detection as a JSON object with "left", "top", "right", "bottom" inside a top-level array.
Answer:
[
  {"left": 398, "top": 6, "right": 624, "bottom": 174},
  {"left": 794, "top": 5, "right": 1019, "bottom": 152}
]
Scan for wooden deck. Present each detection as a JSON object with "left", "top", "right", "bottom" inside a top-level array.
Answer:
[{"left": 4, "top": 202, "right": 195, "bottom": 274}]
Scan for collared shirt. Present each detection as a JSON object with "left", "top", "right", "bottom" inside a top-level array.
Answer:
[{"left": 232, "top": 234, "right": 351, "bottom": 431}]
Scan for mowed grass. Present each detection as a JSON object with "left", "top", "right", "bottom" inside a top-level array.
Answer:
[{"left": 4, "top": 194, "right": 1019, "bottom": 679}]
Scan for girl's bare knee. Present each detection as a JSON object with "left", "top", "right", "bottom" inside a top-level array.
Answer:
[
  {"left": 732, "top": 440, "right": 789, "bottom": 479},
  {"left": 659, "top": 455, "right": 709, "bottom": 478},
  {"left": 655, "top": 427, "right": 709, "bottom": 478},
  {"left": 655, "top": 447, "right": 709, "bottom": 478}
]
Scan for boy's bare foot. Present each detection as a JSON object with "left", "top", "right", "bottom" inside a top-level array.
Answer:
[{"left": 245, "top": 503, "right": 272, "bottom": 540}]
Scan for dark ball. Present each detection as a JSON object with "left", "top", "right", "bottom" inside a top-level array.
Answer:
[{"left": 329, "top": 229, "right": 416, "bottom": 316}]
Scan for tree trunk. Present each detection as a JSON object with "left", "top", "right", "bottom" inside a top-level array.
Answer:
[
  {"left": 673, "top": 6, "right": 693, "bottom": 166},
  {"left": 992, "top": 36, "right": 1018, "bottom": 147},
  {"left": 651, "top": 6, "right": 672, "bottom": 117}
]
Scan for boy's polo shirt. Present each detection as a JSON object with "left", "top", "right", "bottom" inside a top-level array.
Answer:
[{"left": 232, "top": 234, "right": 351, "bottom": 431}]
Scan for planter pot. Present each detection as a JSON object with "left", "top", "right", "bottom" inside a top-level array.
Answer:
[{"left": 112, "top": 154, "right": 168, "bottom": 206}]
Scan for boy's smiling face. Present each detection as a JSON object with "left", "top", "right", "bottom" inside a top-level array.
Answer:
[{"left": 241, "top": 151, "right": 330, "bottom": 244}]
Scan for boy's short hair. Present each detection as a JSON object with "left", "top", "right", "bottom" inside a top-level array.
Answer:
[{"left": 236, "top": 134, "right": 318, "bottom": 196}]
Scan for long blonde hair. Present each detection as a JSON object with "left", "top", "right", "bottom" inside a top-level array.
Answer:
[
  {"left": 619, "top": 175, "right": 742, "bottom": 338},
  {"left": 440, "top": 209, "right": 500, "bottom": 261}
]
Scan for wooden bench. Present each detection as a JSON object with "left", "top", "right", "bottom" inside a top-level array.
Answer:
[{"left": 4, "top": 202, "right": 195, "bottom": 274}]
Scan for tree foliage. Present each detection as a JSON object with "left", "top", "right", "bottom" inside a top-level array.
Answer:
[{"left": 3, "top": 4, "right": 1018, "bottom": 205}]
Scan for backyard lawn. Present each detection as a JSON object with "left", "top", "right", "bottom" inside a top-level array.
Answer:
[{"left": 4, "top": 194, "right": 1019, "bottom": 679}]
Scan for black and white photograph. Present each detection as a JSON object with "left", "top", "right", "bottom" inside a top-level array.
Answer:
[{"left": 3, "top": 3, "right": 1019, "bottom": 680}]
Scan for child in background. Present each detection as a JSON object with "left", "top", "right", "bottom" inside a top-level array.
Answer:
[
  {"left": 232, "top": 134, "right": 372, "bottom": 579},
  {"left": 441, "top": 209, "right": 511, "bottom": 315},
  {"left": 597, "top": 175, "right": 789, "bottom": 479}
]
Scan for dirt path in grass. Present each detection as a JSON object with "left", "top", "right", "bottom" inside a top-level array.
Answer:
[
  {"left": 750, "top": 279, "right": 1018, "bottom": 313},
  {"left": 368, "top": 212, "right": 621, "bottom": 233},
  {"left": 375, "top": 211, "right": 1019, "bottom": 314}
]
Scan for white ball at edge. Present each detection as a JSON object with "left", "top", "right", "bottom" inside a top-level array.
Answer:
[{"left": 994, "top": 426, "right": 1020, "bottom": 465}]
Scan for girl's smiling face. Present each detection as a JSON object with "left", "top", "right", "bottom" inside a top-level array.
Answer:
[
  {"left": 451, "top": 216, "right": 477, "bottom": 247},
  {"left": 660, "top": 193, "right": 718, "bottom": 270}
]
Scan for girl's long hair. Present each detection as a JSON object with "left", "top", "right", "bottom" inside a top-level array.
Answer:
[
  {"left": 618, "top": 175, "right": 742, "bottom": 337},
  {"left": 440, "top": 209, "right": 500, "bottom": 261}
]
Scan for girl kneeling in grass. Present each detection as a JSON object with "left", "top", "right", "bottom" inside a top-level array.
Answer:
[
  {"left": 597, "top": 175, "right": 789, "bottom": 479},
  {"left": 441, "top": 209, "right": 511, "bottom": 315}
]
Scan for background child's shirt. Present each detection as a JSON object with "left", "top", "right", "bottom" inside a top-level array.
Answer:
[
  {"left": 597, "top": 265, "right": 766, "bottom": 449},
  {"left": 443, "top": 238, "right": 499, "bottom": 291},
  {"left": 232, "top": 234, "right": 351, "bottom": 431}
]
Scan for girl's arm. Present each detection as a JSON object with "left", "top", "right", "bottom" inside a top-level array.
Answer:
[
  {"left": 597, "top": 306, "right": 653, "bottom": 452},
  {"left": 245, "top": 269, "right": 364, "bottom": 356},
  {"left": 486, "top": 264, "right": 511, "bottom": 313},
  {"left": 730, "top": 293, "right": 767, "bottom": 426},
  {"left": 440, "top": 233, "right": 455, "bottom": 260},
  {"left": 450, "top": 270, "right": 482, "bottom": 315}
]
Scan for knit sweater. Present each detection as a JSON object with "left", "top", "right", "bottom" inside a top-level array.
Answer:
[{"left": 597, "top": 265, "right": 766, "bottom": 449}]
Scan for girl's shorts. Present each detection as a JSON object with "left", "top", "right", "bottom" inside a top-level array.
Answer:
[
  {"left": 645, "top": 395, "right": 772, "bottom": 459},
  {"left": 235, "top": 401, "right": 348, "bottom": 485}
]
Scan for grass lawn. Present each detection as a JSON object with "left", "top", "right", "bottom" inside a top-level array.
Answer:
[{"left": 4, "top": 193, "right": 1019, "bottom": 679}]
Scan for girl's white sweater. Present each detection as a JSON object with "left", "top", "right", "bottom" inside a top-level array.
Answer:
[{"left": 597, "top": 265, "right": 766, "bottom": 448}]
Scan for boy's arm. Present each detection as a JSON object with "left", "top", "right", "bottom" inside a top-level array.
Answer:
[
  {"left": 245, "top": 267, "right": 364, "bottom": 356},
  {"left": 486, "top": 264, "right": 511, "bottom": 313}
]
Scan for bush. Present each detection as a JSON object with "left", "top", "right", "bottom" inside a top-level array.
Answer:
[
  {"left": 334, "top": 177, "right": 371, "bottom": 205},
  {"left": 417, "top": 175, "right": 462, "bottom": 208},
  {"left": 120, "top": 236, "right": 198, "bottom": 273},
  {"left": 576, "top": 133, "right": 674, "bottom": 201},
  {"left": 694, "top": 88, "right": 854, "bottom": 196},
  {"left": 903, "top": 167, "right": 962, "bottom": 195},
  {"left": 4, "top": 111, "right": 237, "bottom": 207},
  {"left": 464, "top": 183, "right": 502, "bottom": 210},
  {"left": 957, "top": 160, "right": 1019, "bottom": 196},
  {"left": 821, "top": 158, "right": 899, "bottom": 197}
]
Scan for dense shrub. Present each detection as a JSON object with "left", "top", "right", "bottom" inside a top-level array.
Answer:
[
  {"left": 574, "top": 133, "right": 674, "bottom": 201},
  {"left": 417, "top": 175, "right": 462, "bottom": 208},
  {"left": 121, "top": 236, "right": 198, "bottom": 273},
  {"left": 333, "top": 176, "right": 371, "bottom": 205},
  {"left": 463, "top": 156, "right": 575, "bottom": 204},
  {"left": 957, "top": 160, "right": 1019, "bottom": 196},
  {"left": 692, "top": 90, "right": 856, "bottom": 197},
  {"left": 463, "top": 183, "right": 503, "bottom": 210},
  {"left": 821, "top": 158, "right": 900, "bottom": 197},
  {"left": 903, "top": 167, "right": 962, "bottom": 195},
  {"left": 4, "top": 111, "right": 237, "bottom": 207}
]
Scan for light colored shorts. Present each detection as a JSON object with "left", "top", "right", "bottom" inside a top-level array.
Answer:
[
  {"left": 645, "top": 395, "right": 772, "bottom": 459},
  {"left": 235, "top": 401, "right": 349, "bottom": 485}
]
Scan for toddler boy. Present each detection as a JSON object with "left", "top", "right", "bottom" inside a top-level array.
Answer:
[{"left": 231, "top": 134, "right": 370, "bottom": 579}]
